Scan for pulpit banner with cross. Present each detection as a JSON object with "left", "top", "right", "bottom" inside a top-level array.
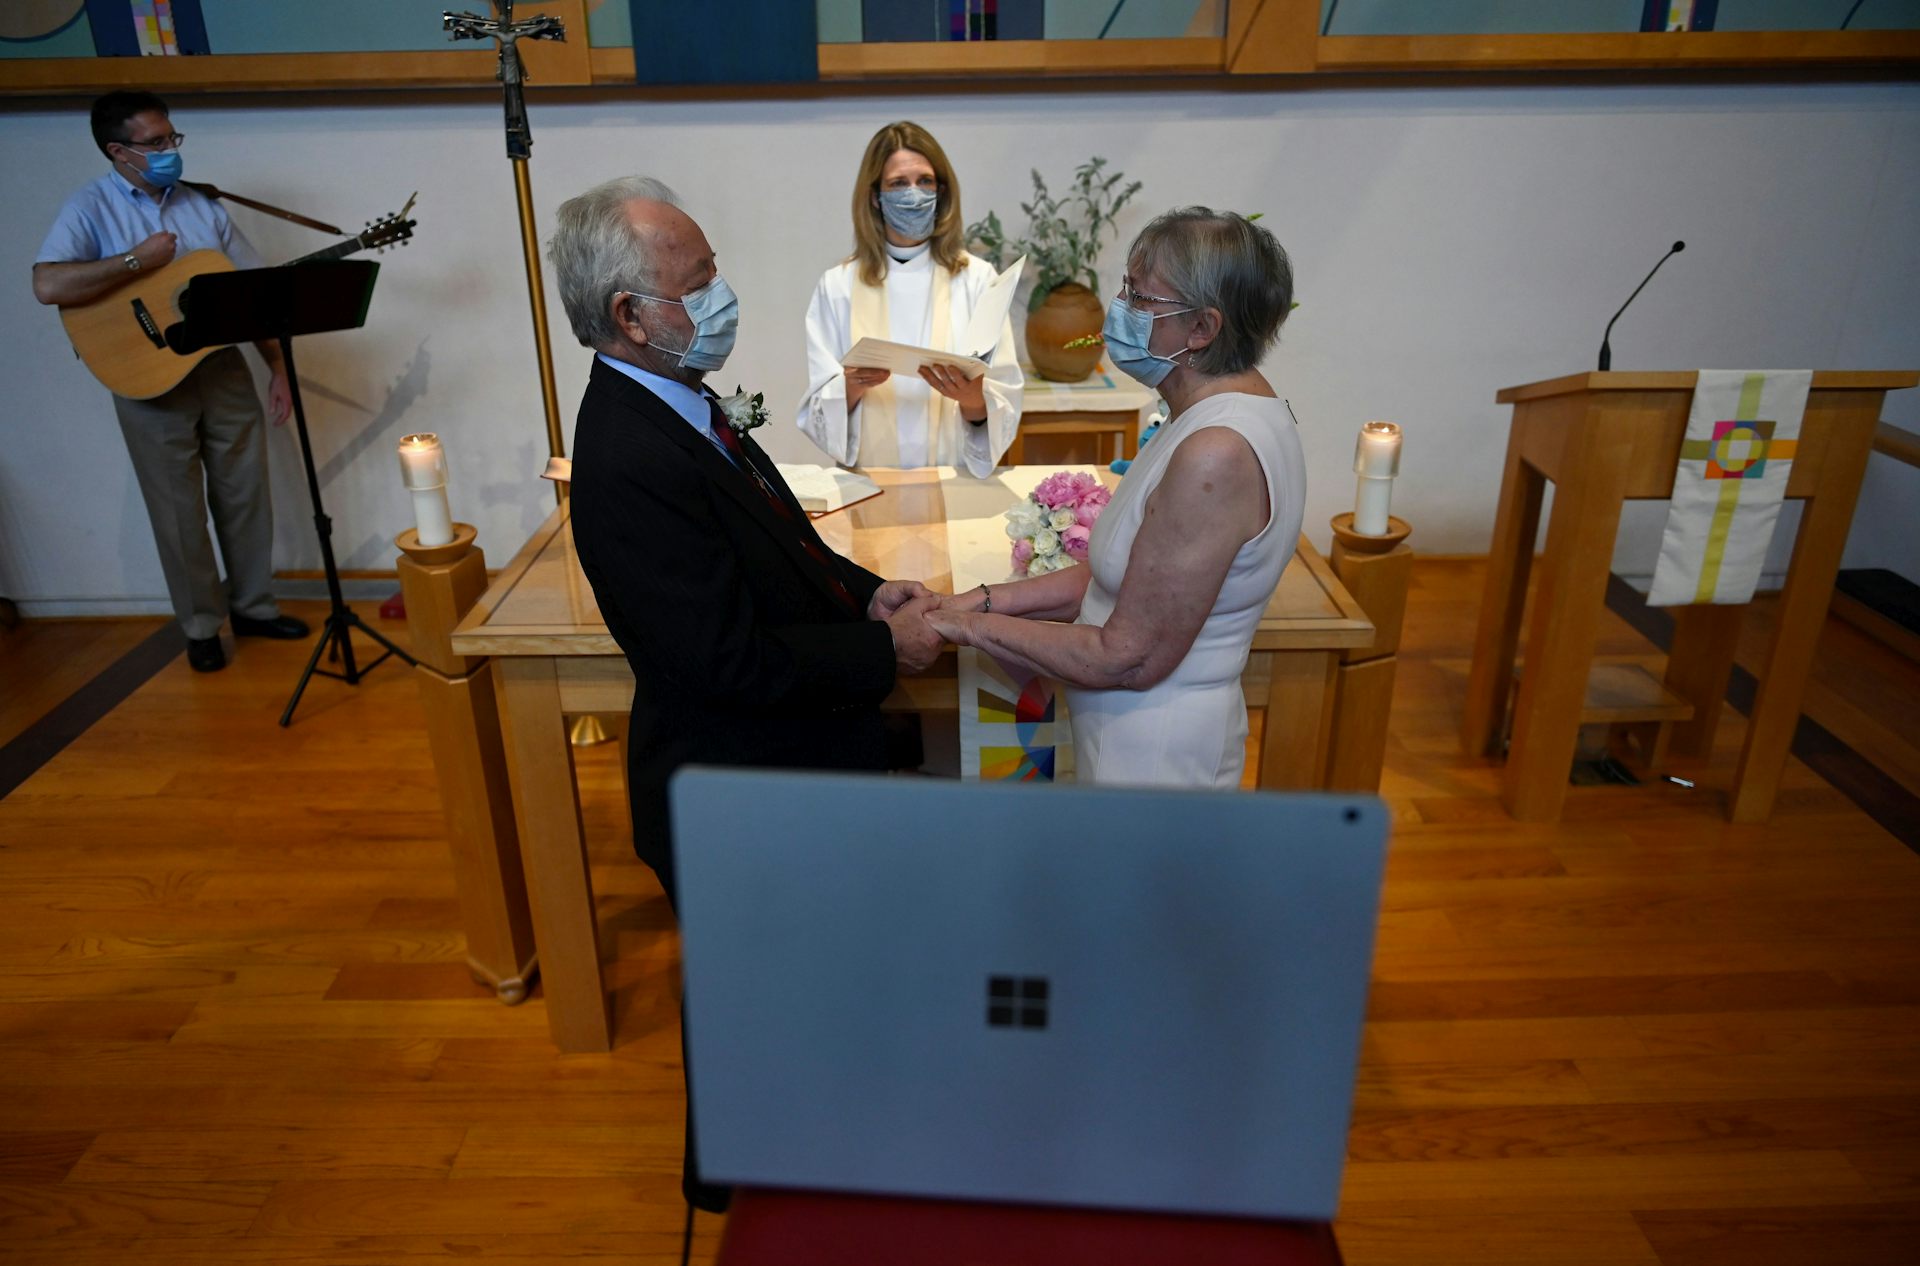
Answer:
[{"left": 1648, "top": 369, "right": 1811, "bottom": 607}]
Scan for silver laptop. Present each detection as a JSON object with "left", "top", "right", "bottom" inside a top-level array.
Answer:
[{"left": 671, "top": 768, "right": 1388, "bottom": 1222}]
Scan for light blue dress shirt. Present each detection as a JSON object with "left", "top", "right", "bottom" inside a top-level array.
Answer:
[
  {"left": 595, "top": 352, "right": 736, "bottom": 463},
  {"left": 37, "top": 170, "right": 264, "bottom": 268}
]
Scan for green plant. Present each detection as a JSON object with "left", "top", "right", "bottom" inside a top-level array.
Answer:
[{"left": 967, "top": 158, "right": 1142, "bottom": 313}]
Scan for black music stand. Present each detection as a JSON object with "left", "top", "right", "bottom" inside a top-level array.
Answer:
[{"left": 169, "top": 261, "right": 415, "bottom": 726}]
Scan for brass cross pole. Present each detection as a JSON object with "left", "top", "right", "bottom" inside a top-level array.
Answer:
[{"left": 444, "top": 1, "right": 570, "bottom": 502}]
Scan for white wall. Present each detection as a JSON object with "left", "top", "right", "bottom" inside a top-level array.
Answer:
[{"left": 4, "top": 79, "right": 1917, "bottom": 616}]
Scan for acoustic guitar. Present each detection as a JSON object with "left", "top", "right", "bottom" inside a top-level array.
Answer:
[{"left": 60, "top": 197, "right": 417, "bottom": 400}]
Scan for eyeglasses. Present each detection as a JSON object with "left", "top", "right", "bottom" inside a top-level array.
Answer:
[
  {"left": 121, "top": 132, "right": 186, "bottom": 152},
  {"left": 1117, "top": 279, "right": 1187, "bottom": 312}
]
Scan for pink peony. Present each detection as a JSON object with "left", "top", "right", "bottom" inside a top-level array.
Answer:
[
  {"left": 1061, "top": 524, "right": 1091, "bottom": 560},
  {"left": 1031, "top": 472, "right": 1078, "bottom": 510},
  {"left": 1076, "top": 485, "right": 1111, "bottom": 525},
  {"left": 1011, "top": 537, "right": 1035, "bottom": 568},
  {"left": 1032, "top": 469, "right": 1103, "bottom": 511}
]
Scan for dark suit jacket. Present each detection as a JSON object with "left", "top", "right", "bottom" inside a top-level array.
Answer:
[{"left": 569, "top": 358, "right": 898, "bottom": 886}]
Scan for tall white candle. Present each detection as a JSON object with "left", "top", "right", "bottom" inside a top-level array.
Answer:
[
  {"left": 397, "top": 433, "right": 454, "bottom": 547},
  {"left": 1352, "top": 420, "right": 1402, "bottom": 536}
]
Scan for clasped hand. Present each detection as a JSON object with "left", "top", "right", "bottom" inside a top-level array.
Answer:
[{"left": 871, "top": 580, "right": 988, "bottom": 674}]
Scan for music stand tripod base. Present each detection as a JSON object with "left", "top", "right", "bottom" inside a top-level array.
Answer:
[{"left": 167, "top": 261, "right": 417, "bottom": 725}]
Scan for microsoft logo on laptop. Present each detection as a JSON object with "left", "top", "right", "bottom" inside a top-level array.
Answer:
[{"left": 986, "top": 975, "right": 1049, "bottom": 1030}]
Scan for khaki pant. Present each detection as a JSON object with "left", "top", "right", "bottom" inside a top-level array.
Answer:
[{"left": 111, "top": 348, "right": 278, "bottom": 641}]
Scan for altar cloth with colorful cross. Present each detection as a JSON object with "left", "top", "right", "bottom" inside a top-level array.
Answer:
[
  {"left": 947, "top": 469, "right": 1106, "bottom": 782},
  {"left": 1648, "top": 369, "right": 1811, "bottom": 607}
]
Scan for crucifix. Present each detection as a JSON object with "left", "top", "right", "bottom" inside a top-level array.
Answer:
[{"left": 444, "top": 1, "right": 569, "bottom": 501}]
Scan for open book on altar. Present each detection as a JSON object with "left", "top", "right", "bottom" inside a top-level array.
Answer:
[
  {"left": 774, "top": 463, "right": 884, "bottom": 516},
  {"left": 839, "top": 256, "right": 1025, "bottom": 381}
]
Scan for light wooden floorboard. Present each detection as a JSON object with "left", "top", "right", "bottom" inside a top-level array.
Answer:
[
  {"left": 0, "top": 574, "right": 1914, "bottom": 1264},
  {"left": 0, "top": 616, "right": 166, "bottom": 749},
  {"left": 1739, "top": 591, "right": 1920, "bottom": 797}
]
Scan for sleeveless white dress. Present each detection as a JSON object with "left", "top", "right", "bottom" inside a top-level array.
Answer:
[{"left": 1064, "top": 393, "right": 1306, "bottom": 787}]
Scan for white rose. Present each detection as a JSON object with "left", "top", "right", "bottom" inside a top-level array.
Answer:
[
  {"left": 1048, "top": 507, "right": 1078, "bottom": 532},
  {"left": 1033, "top": 527, "right": 1060, "bottom": 556},
  {"left": 1005, "top": 503, "right": 1043, "bottom": 538},
  {"left": 1049, "top": 553, "right": 1075, "bottom": 572},
  {"left": 717, "top": 389, "right": 765, "bottom": 432},
  {"left": 1028, "top": 557, "right": 1051, "bottom": 577}
]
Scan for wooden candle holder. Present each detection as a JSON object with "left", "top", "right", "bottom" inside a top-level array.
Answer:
[
  {"left": 1324, "top": 514, "right": 1414, "bottom": 793},
  {"left": 395, "top": 525, "right": 538, "bottom": 1004}
]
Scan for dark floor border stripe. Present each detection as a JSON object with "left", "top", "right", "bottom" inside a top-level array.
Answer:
[
  {"left": 0, "top": 622, "right": 185, "bottom": 800},
  {"left": 1605, "top": 575, "right": 1920, "bottom": 855}
]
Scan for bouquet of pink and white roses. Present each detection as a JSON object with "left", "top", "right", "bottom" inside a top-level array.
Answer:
[{"left": 1004, "top": 470, "right": 1112, "bottom": 578}]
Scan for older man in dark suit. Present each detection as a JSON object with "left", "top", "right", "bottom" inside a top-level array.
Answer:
[
  {"left": 554, "top": 175, "right": 942, "bottom": 901},
  {"left": 551, "top": 175, "right": 943, "bottom": 1214}
]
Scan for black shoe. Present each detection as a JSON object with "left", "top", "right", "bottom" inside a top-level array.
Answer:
[
  {"left": 683, "top": 1176, "right": 733, "bottom": 1215},
  {"left": 232, "top": 613, "right": 310, "bottom": 640},
  {"left": 187, "top": 637, "right": 226, "bottom": 673}
]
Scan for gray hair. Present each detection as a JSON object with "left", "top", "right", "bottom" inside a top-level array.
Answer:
[
  {"left": 548, "top": 175, "right": 681, "bottom": 349},
  {"left": 1127, "top": 207, "right": 1292, "bottom": 377}
]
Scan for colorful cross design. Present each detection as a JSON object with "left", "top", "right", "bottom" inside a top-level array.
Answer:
[
  {"left": 1679, "top": 374, "right": 1798, "bottom": 604},
  {"left": 1682, "top": 418, "right": 1796, "bottom": 481},
  {"left": 973, "top": 657, "right": 1060, "bottom": 782}
]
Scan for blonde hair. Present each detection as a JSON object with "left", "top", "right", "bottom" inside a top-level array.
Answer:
[{"left": 850, "top": 121, "right": 966, "bottom": 287}]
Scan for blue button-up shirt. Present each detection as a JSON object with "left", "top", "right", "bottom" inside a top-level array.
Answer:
[
  {"left": 595, "top": 352, "right": 736, "bottom": 463},
  {"left": 37, "top": 170, "right": 264, "bottom": 269}
]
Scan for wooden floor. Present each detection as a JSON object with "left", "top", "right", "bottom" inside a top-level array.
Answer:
[
  {"left": 0, "top": 616, "right": 164, "bottom": 751},
  {"left": 1, "top": 565, "right": 1917, "bottom": 1264},
  {"left": 1738, "top": 590, "right": 1920, "bottom": 798}
]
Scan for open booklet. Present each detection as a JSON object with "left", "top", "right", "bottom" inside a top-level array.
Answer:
[
  {"left": 839, "top": 256, "right": 1026, "bottom": 382},
  {"left": 773, "top": 463, "right": 884, "bottom": 516}
]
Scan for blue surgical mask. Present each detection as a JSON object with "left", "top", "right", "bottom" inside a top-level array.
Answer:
[
  {"left": 625, "top": 273, "right": 740, "bottom": 372},
  {"left": 1101, "top": 295, "right": 1193, "bottom": 388},
  {"left": 878, "top": 187, "right": 938, "bottom": 243},
  {"left": 141, "top": 149, "right": 184, "bottom": 188}
]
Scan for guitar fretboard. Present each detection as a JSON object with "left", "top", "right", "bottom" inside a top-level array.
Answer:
[{"left": 292, "top": 237, "right": 370, "bottom": 265}]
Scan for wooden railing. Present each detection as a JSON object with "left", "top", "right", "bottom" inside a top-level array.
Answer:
[{"left": 1874, "top": 422, "right": 1920, "bottom": 469}]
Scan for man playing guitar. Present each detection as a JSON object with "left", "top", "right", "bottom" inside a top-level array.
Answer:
[{"left": 32, "top": 91, "right": 307, "bottom": 672}]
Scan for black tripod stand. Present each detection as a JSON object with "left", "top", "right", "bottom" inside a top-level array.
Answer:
[{"left": 170, "top": 261, "right": 415, "bottom": 726}]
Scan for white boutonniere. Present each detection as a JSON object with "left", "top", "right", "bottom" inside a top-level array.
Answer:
[{"left": 717, "top": 386, "right": 769, "bottom": 435}]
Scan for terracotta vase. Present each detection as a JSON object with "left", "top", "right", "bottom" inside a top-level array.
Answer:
[{"left": 1024, "top": 282, "right": 1106, "bottom": 383}]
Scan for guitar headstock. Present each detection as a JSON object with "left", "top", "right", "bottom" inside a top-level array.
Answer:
[{"left": 360, "top": 193, "right": 420, "bottom": 253}]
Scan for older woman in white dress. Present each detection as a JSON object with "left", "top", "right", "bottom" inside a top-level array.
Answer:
[
  {"left": 927, "top": 208, "right": 1302, "bottom": 788},
  {"left": 798, "top": 120, "right": 1022, "bottom": 477}
]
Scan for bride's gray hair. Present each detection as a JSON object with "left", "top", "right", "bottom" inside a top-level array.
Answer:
[
  {"left": 550, "top": 175, "right": 682, "bottom": 350},
  {"left": 1126, "top": 208, "right": 1292, "bottom": 377}
]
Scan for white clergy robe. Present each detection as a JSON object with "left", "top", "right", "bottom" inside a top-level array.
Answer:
[{"left": 798, "top": 251, "right": 1023, "bottom": 478}]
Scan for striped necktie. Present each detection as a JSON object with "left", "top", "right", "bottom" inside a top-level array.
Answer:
[{"left": 707, "top": 400, "right": 861, "bottom": 616}]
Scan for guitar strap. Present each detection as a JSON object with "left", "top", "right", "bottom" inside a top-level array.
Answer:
[{"left": 180, "top": 181, "right": 344, "bottom": 236}]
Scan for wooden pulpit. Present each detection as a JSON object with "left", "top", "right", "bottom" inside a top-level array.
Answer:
[{"left": 1462, "top": 370, "right": 1916, "bottom": 823}]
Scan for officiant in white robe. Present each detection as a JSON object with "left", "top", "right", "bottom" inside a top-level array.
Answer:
[{"left": 799, "top": 121, "right": 1022, "bottom": 478}]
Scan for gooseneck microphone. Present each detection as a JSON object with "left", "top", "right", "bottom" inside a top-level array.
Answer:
[{"left": 1598, "top": 240, "right": 1685, "bottom": 372}]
